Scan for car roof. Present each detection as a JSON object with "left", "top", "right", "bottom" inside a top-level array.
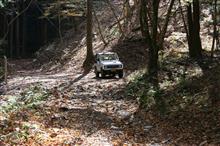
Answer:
[{"left": 96, "top": 52, "right": 116, "bottom": 55}]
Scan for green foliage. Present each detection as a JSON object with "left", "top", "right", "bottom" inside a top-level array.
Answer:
[
  {"left": 126, "top": 70, "right": 148, "bottom": 97},
  {"left": 0, "top": 96, "right": 21, "bottom": 114},
  {"left": 0, "top": 86, "right": 50, "bottom": 116},
  {"left": 21, "top": 86, "right": 48, "bottom": 103},
  {"left": 126, "top": 71, "right": 168, "bottom": 115},
  {"left": 16, "top": 125, "right": 30, "bottom": 142},
  {"left": 126, "top": 70, "right": 162, "bottom": 109},
  {"left": 139, "top": 87, "right": 158, "bottom": 109},
  {"left": 1, "top": 123, "right": 31, "bottom": 143}
]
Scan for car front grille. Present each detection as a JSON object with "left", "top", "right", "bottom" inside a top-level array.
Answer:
[{"left": 106, "top": 65, "right": 120, "bottom": 68}]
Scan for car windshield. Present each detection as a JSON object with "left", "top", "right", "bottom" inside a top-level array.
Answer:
[{"left": 100, "top": 54, "right": 118, "bottom": 61}]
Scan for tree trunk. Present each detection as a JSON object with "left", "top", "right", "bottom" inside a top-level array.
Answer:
[
  {"left": 139, "top": 0, "right": 160, "bottom": 79},
  {"left": 16, "top": 14, "right": 20, "bottom": 58},
  {"left": 187, "top": 0, "right": 202, "bottom": 59},
  {"left": 123, "top": 0, "right": 131, "bottom": 32},
  {"left": 83, "top": 0, "right": 95, "bottom": 69},
  {"left": 4, "top": 56, "right": 8, "bottom": 92},
  {"left": 211, "top": 0, "right": 217, "bottom": 58},
  {"left": 187, "top": 4, "right": 195, "bottom": 57},
  {"left": 21, "top": 0, "right": 26, "bottom": 57},
  {"left": 192, "top": 0, "right": 202, "bottom": 58},
  {"left": 148, "top": 0, "right": 159, "bottom": 80},
  {"left": 3, "top": 14, "right": 7, "bottom": 55},
  {"left": 9, "top": 14, "right": 14, "bottom": 58},
  {"left": 159, "top": 0, "right": 175, "bottom": 47},
  {"left": 58, "top": 0, "right": 63, "bottom": 43},
  {"left": 148, "top": 43, "right": 159, "bottom": 80},
  {"left": 139, "top": 0, "right": 176, "bottom": 114},
  {"left": 140, "top": 0, "right": 151, "bottom": 43},
  {"left": 179, "top": 0, "right": 190, "bottom": 47}
]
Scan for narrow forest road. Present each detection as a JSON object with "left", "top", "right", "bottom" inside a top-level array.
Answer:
[{"left": 4, "top": 59, "right": 157, "bottom": 145}]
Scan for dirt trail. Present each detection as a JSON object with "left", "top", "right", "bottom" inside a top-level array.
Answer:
[{"left": 5, "top": 59, "right": 147, "bottom": 145}]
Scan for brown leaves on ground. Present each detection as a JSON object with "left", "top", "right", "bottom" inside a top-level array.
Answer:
[
  {"left": 1, "top": 55, "right": 220, "bottom": 145},
  {"left": 1, "top": 40, "right": 220, "bottom": 145}
]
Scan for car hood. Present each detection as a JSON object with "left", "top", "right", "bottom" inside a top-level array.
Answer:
[{"left": 101, "top": 60, "right": 123, "bottom": 65}]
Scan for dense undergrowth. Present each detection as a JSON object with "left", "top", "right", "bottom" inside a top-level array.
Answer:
[{"left": 0, "top": 85, "right": 50, "bottom": 115}]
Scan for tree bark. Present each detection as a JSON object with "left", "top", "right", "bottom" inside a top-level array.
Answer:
[
  {"left": 3, "top": 14, "right": 7, "bottom": 55},
  {"left": 187, "top": 4, "right": 195, "bottom": 57},
  {"left": 58, "top": 0, "right": 63, "bottom": 43},
  {"left": 21, "top": 0, "right": 26, "bottom": 57},
  {"left": 16, "top": 11, "right": 20, "bottom": 58},
  {"left": 140, "top": 0, "right": 151, "bottom": 43},
  {"left": 4, "top": 56, "right": 8, "bottom": 92},
  {"left": 179, "top": 0, "right": 189, "bottom": 47},
  {"left": 211, "top": 0, "right": 217, "bottom": 58},
  {"left": 139, "top": 0, "right": 177, "bottom": 113},
  {"left": 193, "top": 0, "right": 202, "bottom": 58},
  {"left": 187, "top": 0, "right": 202, "bottom": 59},
  {"left": 123, "top": 0, "right": 131, "bottom": 32},
  {"left": 83, "top": 0, "right": 95, "bottom": 69},
  {"left": 147, "top": 0, "right": 160, "bottom": 80},
  {"left": 9, "top": 14, "right": 14, "bottom": 58},
  {"left": 159, "top": 0, "right": 175, "bottom": 47}
]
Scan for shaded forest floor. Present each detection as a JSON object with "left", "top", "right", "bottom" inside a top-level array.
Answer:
[{"left": 1, "top": 38, "right": 220, "bottom": 145}]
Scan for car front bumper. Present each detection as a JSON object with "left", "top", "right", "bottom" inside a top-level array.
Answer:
[{"left": 102, "top": 68, "right": 123, "bottom": 74}]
